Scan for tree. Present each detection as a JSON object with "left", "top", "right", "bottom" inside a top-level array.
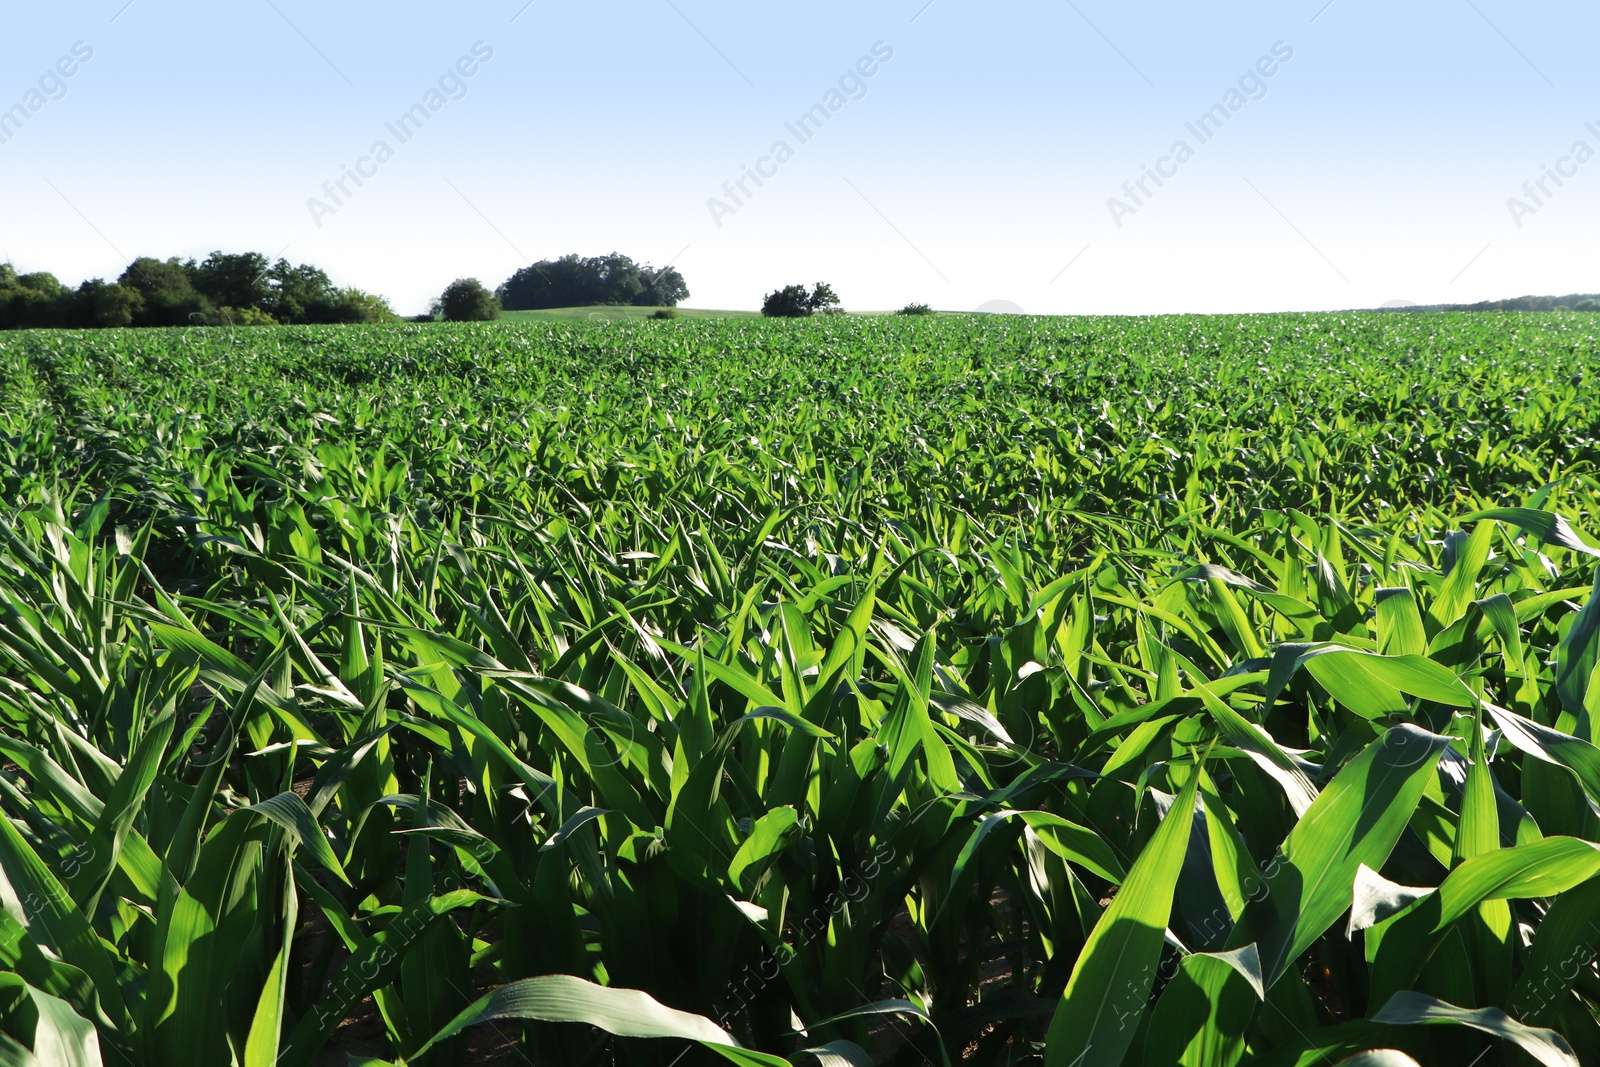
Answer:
[
  {"left": 74, "top": 279, "right": 144, "bottom": 328},
  {"left": 117, "top": 257, "right": 211, "bottom": 326},
  {"left": 0, "top": 270, "right": 76, "bottom": 329},
  {"left": 808, "top": 282, "right": 840, "bottom": 313},
  {"left": 0, "top": 253, "right": 398, "bottom": 331},
  {"left": 762, "top": 282, "right": 840, "bottom": 318},
  {"left": 762, "top": 284, "right": 812, "bottom": 318},
  {"left": 194, "top": 251, "right": 272, "bottom": 312},
  {"left": 433, "top": 278, "right": 500, "bottom": 322},
  {"left": 497, "top": 253, "right": 689, "bottom": 310},
  {"left": 261, "top": 260, "right": 336, "bottom": 323},
  {"left": 638, "top": 265, "right": 689, "bottom": 307},
  {"left": 328, "top": 288, "right": 399, "bottom": 324}
]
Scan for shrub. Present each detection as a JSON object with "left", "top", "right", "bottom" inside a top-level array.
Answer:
[
  {"left": 208, "top": 306, "right": 278, "bottom": 326},
  {"left": 897, "top": 302, "right": 934, "bottom": 316},
  {"left": 651, "top": 308, "right": 678, "bottom": 320},
  {"left": 329, "top": 288, "right": 400, "bottom": 324}
]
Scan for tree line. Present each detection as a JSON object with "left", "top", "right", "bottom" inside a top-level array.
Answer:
[
  {"left": 0, "top": 250, "right": 692, "bottom": 329},
  {"left": 0, "top": 253, "right": 398, "bottom": 330}
]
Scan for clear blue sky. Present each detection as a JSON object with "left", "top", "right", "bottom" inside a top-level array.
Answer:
[{"left": 2, "top": 1, "right": 1595, "bottom": 315}]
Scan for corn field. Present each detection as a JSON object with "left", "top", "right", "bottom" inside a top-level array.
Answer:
[{"left": 1, "top": 312, "right": 1598, "bottom": 1066}]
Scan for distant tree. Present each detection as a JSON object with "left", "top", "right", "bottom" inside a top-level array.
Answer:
[
  {"left": 0, "top": 252, "right": 431, "bottom": 331},
  {"left": 433, "top": 278, "right": 500, "bottom": 322},
  {"left": 499, "top": 255, "right": 597, "bottom": 309},
  {"left": 118, "top": 257, "right": 211, "bottom": 326},
  {"left": 762, "top": 282, "right": 840, "bottom": 318},
  {"left": 194, "top": 251, "right": 273, "bottom": 312},
  {"left": 498, "top": 253, "right": 689, "bottom": 310},
  {"left": 328, "top": 288, "right": 399, "bottom": 324},
  {"left": 638, "top": 264, "right": 689, "bottom": 307},
  {"left": 595, "top": 253, "right": 646, "bottom": 305},
  {"left": 16, "top": 272, "right": 62, "bottom": 297},
  {"left": 762, "top": 284, "right": 812, "bottom": 318},
  {"left": 0, "top": 271, "right": 76, "bottom": 329},
  {"left": 263, "top": 260, "right": 339, "bottom": 323},
  {"left": 897, "top": 302, "right": 934, "bottom": 316},
  {"left": 74, "top": 279, "right": 144, "bottom": 328}
]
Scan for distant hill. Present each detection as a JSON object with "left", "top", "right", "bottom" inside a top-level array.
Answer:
[{"left": 1377, "top": 293, "right": 1600, "bottom": 313}]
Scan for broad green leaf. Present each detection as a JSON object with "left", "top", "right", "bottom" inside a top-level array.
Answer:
[
  {"left": 1299, "top": 648, "right": 1480, "bottom": 715},
  {"left": 1367, "top": 837, "right": 1600, "bottom": 1005},
  {"left": 0, "top": 974, "right": 102, "bottom": 1067},
  {"left": 1508, "top": 875, "right": 1600, "bottom": 1023},
  {"left": 1228, "top": 724, "right": 1450, "bottom": 986},
  {"left": 1369, "top": 992, "right": 1579, "bottom": 1067},
  {"left": 1427, "top": 520, "right": 1494, "bottom": 635},
  {"left": 1374, "top": 589, "right": 1427, "bottom": 658},
  {"left": 408, "top": 974, "right": 736, "bottom": 1059},
  {"left": 242, "top": 792, "right": 350, "bottom": 885},
  {"left": 1484, "top": 703, "right": 1600, "bottom": 815},
  {"left": 1463, "top": 508, "right": 1600, "bottom": 558},
  {"left": 1555, "top": 568, "right": 1600, "bottom": 724},
  {"left": 0, "top": 816, "right": 127, "bottom": 1030},
  {"left": 1195, "top": 682, "right": 1319, "bottom": 817},
  {"left": 1143, "top": 944, "right": 1264, "bottom": 1067},
  {"left": 950, "top": 809, "right": 1125, "bottom": 894},
  {"left": 1044, "top": 755, "right": 1203, "bottom": 1067},
  {"left": 727, "top": 805, "right": 801, "bottom": 893}
]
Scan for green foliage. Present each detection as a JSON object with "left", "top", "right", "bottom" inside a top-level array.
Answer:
[
  {"left": 328, "top": 287, "right": 399, "bottom": 324},
  {"left": 0, "top": 270, "right": 77, "bottom": 329},
  {"left": 194, "top": 250, "right": 273, "bottom": 312},
  {"left": 118, "top": 256, "right": 210, "bottom": 326},
  {"left": 432, "top": 277, "right": 500, "bottom": 322},
  {"left": 73, "top": 278, "right": 144, "bottom": 328},
  {"left": 897, "top": 302, "right": 934, "bottom": 316},
  {"left": 0, "top": 254, "right": 397, "bottom": 331},
  {"left": 0, "top": 312, "right": 1597, "bottom": 1065},
  {"left": 652, "top": 307, "right": 678, "bottom": 320},
  {"left": 762, "top": 282, "right": 840, "bottom": 317},
  {"left": 498, "top": 253, "right": 689, "bottom": 310},
  {"left": 200, "top": 305, "right": 278, "bottom": 326}
]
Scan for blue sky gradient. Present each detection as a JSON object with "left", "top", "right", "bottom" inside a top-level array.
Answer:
[{"left": 2, "top": 1, "right": 1595, "bottom": 314}]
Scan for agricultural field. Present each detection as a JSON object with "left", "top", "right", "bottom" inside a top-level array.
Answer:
[
  {"left": 498, "top": 306, "right": 763, "bottom": 323},
  {"left": 0, "top": 311, "right": 1599, "bottom": 1067}
]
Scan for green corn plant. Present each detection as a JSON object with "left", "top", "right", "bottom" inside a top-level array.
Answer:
[{"left": 0, "top": 312, "right": 1598, "bottom": 1065}]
